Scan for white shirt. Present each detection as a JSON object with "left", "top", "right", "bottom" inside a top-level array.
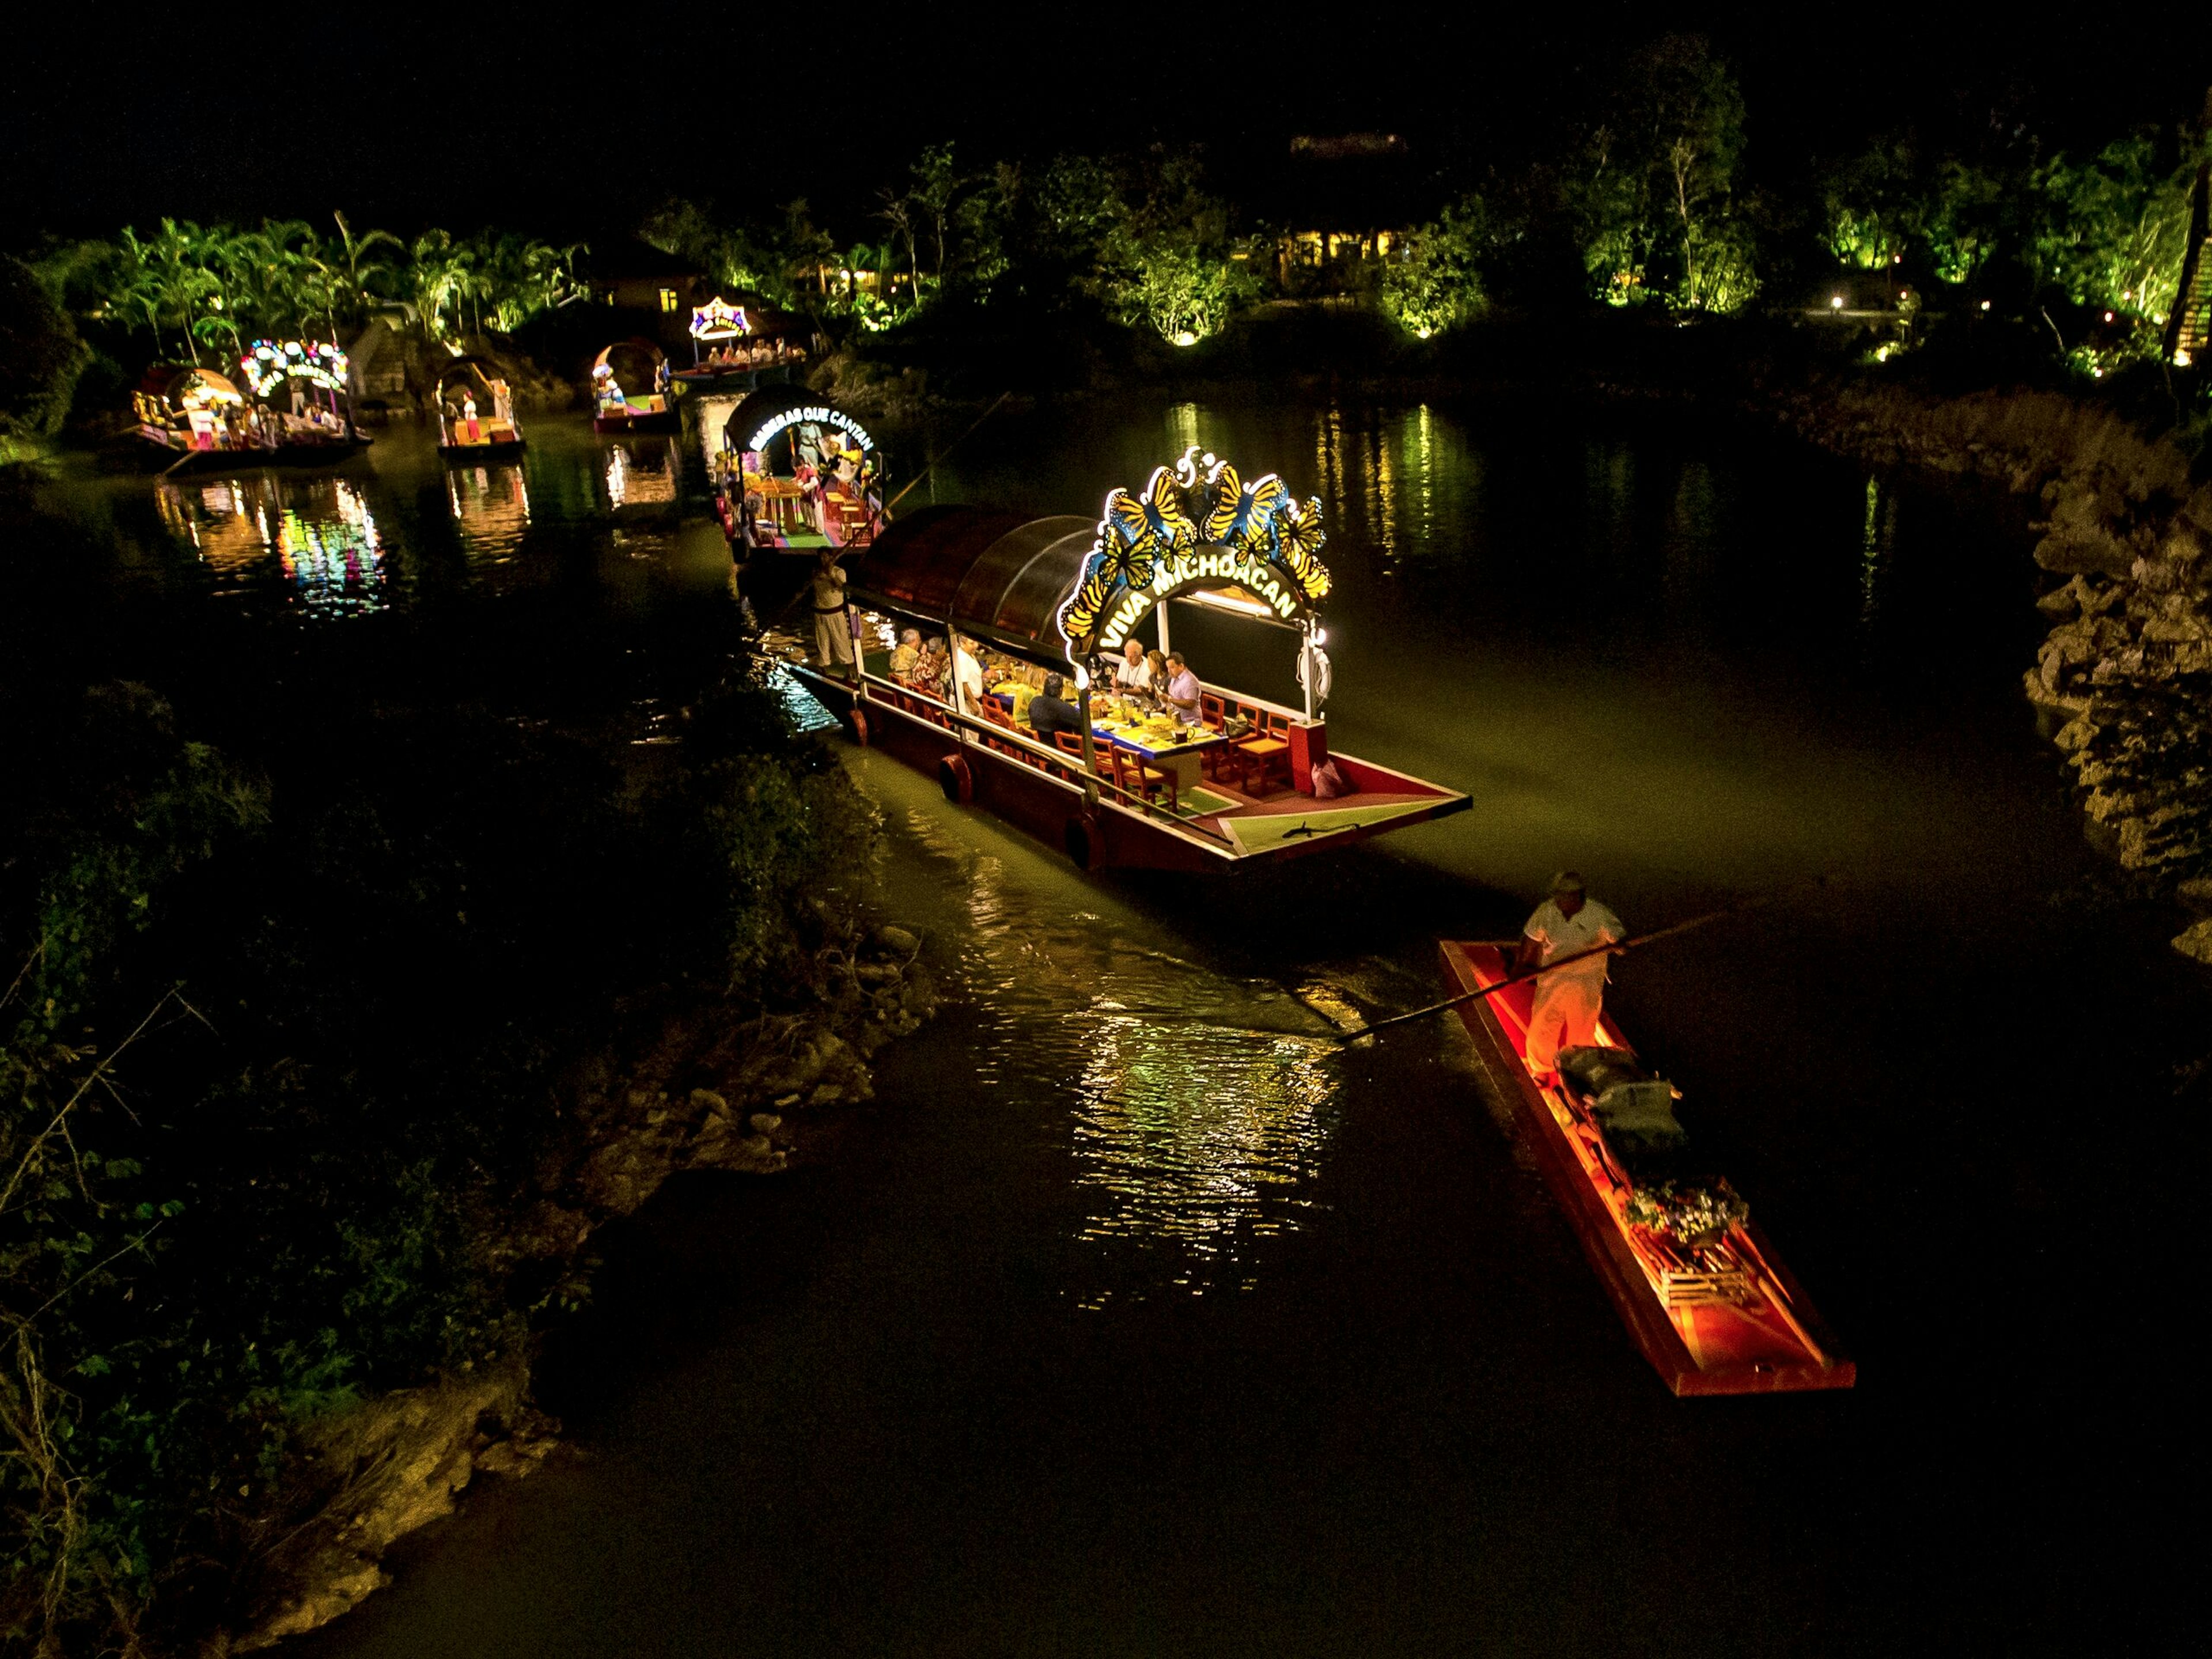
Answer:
[
  {"left": 1114, "top": 655, "right": 1150, "bottom": 692},
  {"left": 952, "top": 645, "right": 983, "bottom": 710},
  {"left": 1522, "top": 898, "right": 1624, "bottom": 989}
]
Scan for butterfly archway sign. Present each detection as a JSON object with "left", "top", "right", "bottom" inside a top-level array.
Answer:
[{"left": 1054, "top": 446, "right": 1332, "bottom": 665}]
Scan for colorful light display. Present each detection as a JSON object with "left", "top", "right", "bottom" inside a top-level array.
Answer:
[
  {"left": 689, "top": 298, "right": 750, "bottom": 340},
  {"left": 1056, "top": 446, "right": 1331, "bottom": 662},
  {"left": 239, "top": 340, "right": 350, "bottom": 399}
]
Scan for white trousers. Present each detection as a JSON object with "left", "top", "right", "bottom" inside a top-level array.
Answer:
[
  {"left": 813, "top": 607, "right": 853, "bottom": 665},
  {"left": 1525, "top": 973, "right": 1603, "bottom": 1074}
]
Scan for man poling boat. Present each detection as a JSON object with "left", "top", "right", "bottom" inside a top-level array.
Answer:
[
  {"left": 1514, "top": 871, "right": 1623, "bottom": 1083},
  {"left": 1330, "top": 874, "right": 1828, "bottom": 1047}
]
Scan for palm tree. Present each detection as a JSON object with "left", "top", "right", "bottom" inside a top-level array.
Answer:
[
  {"left": 133, "top": 219, "right": 219, "bottom": 366},
  {"left": 407, "top": 230, "right": 469, "bottom": 338},
  {"left": 332, "top": 211, "right": 403, "bottom": 328}
]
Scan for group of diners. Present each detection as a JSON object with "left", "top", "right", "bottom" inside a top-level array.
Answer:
[
  {"left": 878, "top": 627, "right": 1204, "bottom": 736},
  {"left": 1105, "top": 638, "right": 1202, "bottom": 722}
]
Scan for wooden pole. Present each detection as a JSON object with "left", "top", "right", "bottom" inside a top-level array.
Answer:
[{"left": 1330, "top": 897, "right": 1790, "bottom": 1046}]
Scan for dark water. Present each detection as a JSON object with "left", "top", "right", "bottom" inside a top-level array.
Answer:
[{"left": 32, "top": 402, "right": 2203, "bottom": 1654}]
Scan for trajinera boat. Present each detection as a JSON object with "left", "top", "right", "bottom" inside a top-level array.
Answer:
[
  {"left": 119, "top": 343, "right": 369, "bottom": 472},
  {"left": 590, "top": 339, "right": 679, "bottom": 434},
  {"left": 712, "top": 383, "right": 887, "bottom": 556},
  {"left": 786, "top": 444, "right": 1469, "bottom": 872},
  {"left": 434, "top": 357, "right": 525, "bottom": 461},
  {"left": 1436, "top": 940, "right": 1855, "bottom": 1395}
]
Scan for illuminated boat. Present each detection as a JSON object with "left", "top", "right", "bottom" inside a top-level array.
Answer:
[
  {"left": 1436, "top": 941, "right": 1855, "bottom": 1396},
  {"left": 713, "top": 383, "right": 887, "bottom": 559},
  {"left": 670, "top": 296, "right": 805, "bottom": 391},
  {"left": 116, "top": 357, "right": 365, "bottom": 473},
  {"left": 786, "top": 447, "right": 1469, "bottom": 873},
  {"left": 236, "top": 339, "right": 371, "bottom": 463},
  {"left": 434, "top": 357, "right": 525, "bottom": 461},
  {"left": 590, "top": 339, "right": 679, "bottom": 434}
]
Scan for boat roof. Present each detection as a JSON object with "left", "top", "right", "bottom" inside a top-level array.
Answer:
[{"left": 847, "top": 505, "right": 1096, "bottom": 655}]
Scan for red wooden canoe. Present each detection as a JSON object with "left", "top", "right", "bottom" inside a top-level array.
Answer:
[{"left": 1439, "top": 941, "right": 1855, "bottom": 1396}]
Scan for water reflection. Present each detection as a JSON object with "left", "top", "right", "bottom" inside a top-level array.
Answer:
[
  {"left": 155, "top": 474, "right": 387, "bottom": 617},
  {"left": 897, "top": 801, "right": 1338, "bottom": 1302},
  {"left": 1861, "top": 475, "right": 1896, "bottom": 628},
  {"left": 446, "top": 464, "right": 531, "bottom": 565},
  {"left": 605, "top": 439, "right": 680, "bottom": 510}
]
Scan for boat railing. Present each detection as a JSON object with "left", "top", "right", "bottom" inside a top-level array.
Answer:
[{"left": 854, "top": 671, "right": 1238, "bottom": 849}]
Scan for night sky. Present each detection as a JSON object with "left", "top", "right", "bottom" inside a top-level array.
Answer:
[{"left": 7, "top": 5, "right": 2206, "bottom": 242}]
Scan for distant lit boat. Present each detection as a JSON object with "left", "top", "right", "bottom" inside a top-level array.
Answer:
[
  {"left": 116, "top": 353, "right": 367, "bottom": 473},
  {"left": 669, "top": 295, "right": 806, "bottom": 391},
  {"left": 1436, "top": 941, "right": 1855, "bottom": 1396},
  {"left": 590, "top": 338, "right": 679, "bottom": 434},
  {"left": 786, "top": 447, "right": 1469, "bottom": 873},
  {"left": 713, "top": 383, "right": 887, "bottom": 559},
  {"left": 434, "top": 357, "right": 525, "bottom": 461}
]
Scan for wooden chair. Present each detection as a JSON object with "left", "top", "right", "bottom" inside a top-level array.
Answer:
[
  {"left": 1109, "top": 745, "right": 1179, "bottom": 815},
  {"left": 1053, "top": 730, "right": 1112, "bottom": 784},
  {"left": 1233, "top": 707, "right": 1293, "bottom": 797},
  {"left": 1198, "top": 692, "right": 1232, "bottom": 782}
]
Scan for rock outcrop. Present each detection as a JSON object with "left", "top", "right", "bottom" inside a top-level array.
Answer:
[{"left": 1777, "top": 378, "right": 2211, "bottom": 956}]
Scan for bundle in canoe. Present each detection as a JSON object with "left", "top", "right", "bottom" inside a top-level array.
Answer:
[{"left": 1438, "top": 941, "right": 1854, "bottom": 1397}]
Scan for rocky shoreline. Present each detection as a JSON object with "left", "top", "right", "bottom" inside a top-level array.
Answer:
[
  {"left": 1766, "top": 380, "right": 2212, "bottom": 962},
  {"left": 222, "top": 925, "right": 937, "bottom": 1653}
]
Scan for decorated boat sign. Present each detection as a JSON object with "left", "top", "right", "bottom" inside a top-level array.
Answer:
[
  {"left": 239, "top": 339, "right": 349, "bottom": 397},
  {"left": 746, "top": 403, "right": 876, "bottom": 457},
  {"left": 689, "top": 297, "right": 750, "bottom": 340},
  {"left": 1057, "top": 446, "right": 1331, "bottom": 663}
]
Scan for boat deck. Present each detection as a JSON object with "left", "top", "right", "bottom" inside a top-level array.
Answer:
[
  {"left": 787, "top": 660, "right": 1468, "bottom": 870},
  {"left": 1440, "top": 940, "right": 1854, "bottom": 1396}
]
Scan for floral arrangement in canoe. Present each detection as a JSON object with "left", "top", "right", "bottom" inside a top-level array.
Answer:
[
  {"left": 1057, "top": 445, "right": 1331, "bottom": 649},
  {"left": 1624, "top": 1179, "right": 1749, "bottom": 1248}
]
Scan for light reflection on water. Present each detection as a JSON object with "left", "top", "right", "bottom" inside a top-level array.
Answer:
[
  {"left": 446, "top": 464, "right": 531, "bottom": 563},
  {"left": 895, "top": 800, "right": 1340, "bottom": 1304},
  {"left": 605, "top": 439, "right": 681, "bottom": 510},
  {"left": 154, "top": 474, "right": 387, "bottom": 617}
]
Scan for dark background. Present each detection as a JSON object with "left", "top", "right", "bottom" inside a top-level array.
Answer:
[{"left": 7, "top": 3, "right": 2207, "bottom": 243}]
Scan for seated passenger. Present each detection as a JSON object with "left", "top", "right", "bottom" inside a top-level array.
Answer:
[
  {"left": 1113, "top": 639, "right": 1151, "bottom": 698},
  {"left": 1028, "top": 672, "right": 1084, "bottom": 741},
  {"left": 1162, "top": 652, "right": 1202, "bottom": 721},
  {"left": 888, "top": 627, "right": 922, "bottom": 683}
]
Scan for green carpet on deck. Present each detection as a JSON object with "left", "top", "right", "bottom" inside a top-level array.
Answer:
[
  {"left": 1218, "top": 803, "right": 1427, "bottom": 854},
  {"left": 1179, "top": 786, "right": 1240, "bottom": 816}
]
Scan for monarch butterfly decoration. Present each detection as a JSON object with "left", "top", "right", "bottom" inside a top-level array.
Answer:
[
  {"left": 1271, "top": 495, "right": 1332, "bottom": 602},
  {"left": 1202, "top": 459, "right": 1288, "bottom": 558},
  {"left": 1102, "top": 465, "right": 1198, "bottom": 563},
  {"left": 1056, "top": 565, "right": 1116, "bottom": 651}
]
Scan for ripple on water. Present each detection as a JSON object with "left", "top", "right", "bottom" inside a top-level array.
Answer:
[{"left": 897, "top": 801, "right": 1342, "bottom": 1308}]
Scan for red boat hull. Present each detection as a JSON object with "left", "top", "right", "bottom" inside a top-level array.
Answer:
[
  {"left": 792, "top": 666, "right": 1469, "bottom": 873},
  {"left": 1439, "top": 941, "right": 1855, "bottom": 1397}
]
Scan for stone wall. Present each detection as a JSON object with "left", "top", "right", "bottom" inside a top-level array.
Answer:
[{"left": 1774, "top": 380, "right": 2211, "bottom": 963}]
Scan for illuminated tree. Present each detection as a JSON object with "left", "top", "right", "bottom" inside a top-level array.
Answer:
[
  {"left": 2031, "top": 133, "right": 2204, "bottom": 330},
  {"left": 1380, "top": 195, "right": 1492, "bottom": 338},
  {"left": 1571, "top": 36, "right": 1756, "bottom": 313},
  {"left": 1822, "top": 138, "right": 1922, "bottom": 271}
]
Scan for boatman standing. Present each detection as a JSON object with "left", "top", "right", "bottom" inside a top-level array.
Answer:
[
  {"left": 1515, "top": 872, "right": 1624, "bottom": 1081},
  {"left": 809, "top": 550, "right": 853, "bottom": 669}
]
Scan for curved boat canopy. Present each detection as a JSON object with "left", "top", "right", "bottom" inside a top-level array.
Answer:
[
  {"left": 721, "top": 384, "right": 877, "bottom": 460},
  {"left": 846, "top": 506, "right": 1094, "bottom": 656},
  {"left": 435, "top": 355, "right": 507, "bottom": 394},
  {"left": 592, "top": 338, "right": 665, "bottom": 385}
]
